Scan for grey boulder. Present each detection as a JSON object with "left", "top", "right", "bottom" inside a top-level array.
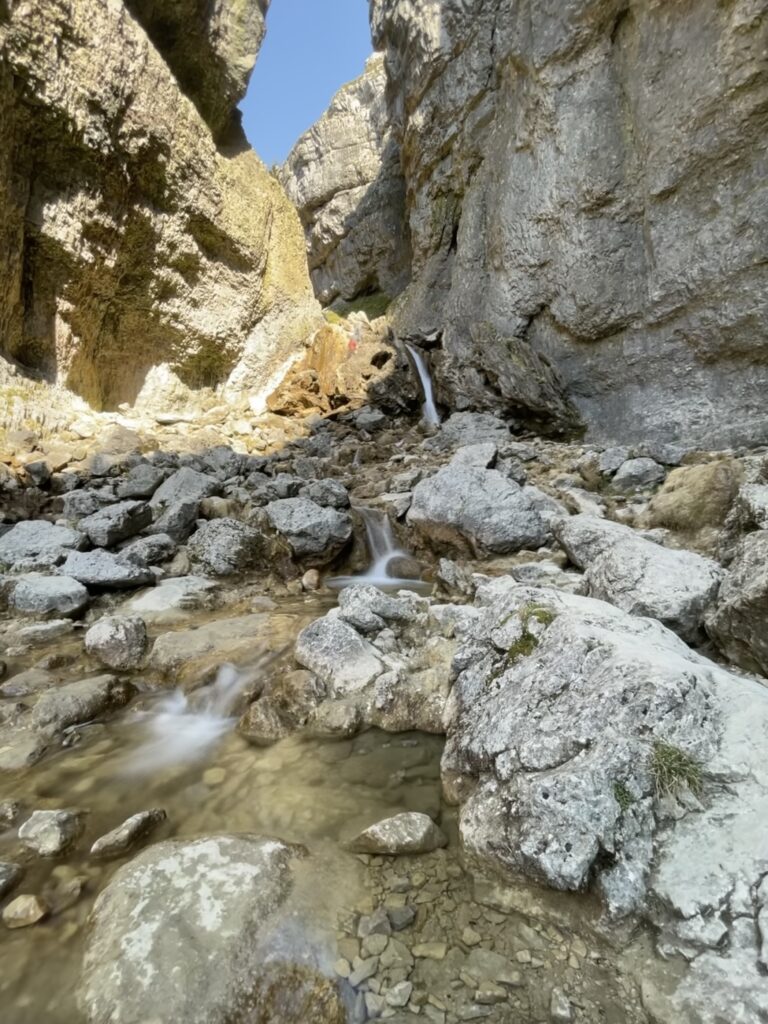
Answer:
[
  {"left": 30, "top": 674, "right": 135, "bottom": 734},
  {"left": 61, "top": 549, "right": 155, "bottom": 589},
  {"left": 85, "top": 615, "right": 148, "bottom": 670},
  {"left": 19, "top": 809, "right": 84, "bottom": 856},
  {"left": 265, "top": 497, "right": 352, "bottom": 563},
  {"left": 611, "top": 457, "right": 666, "bottom": 490},
  {"left": 77, "top": 835, "right": 345, "bottom": 1024},
  {"left": 187, "top": 518, "right": 264, "bottom": 576},
  {"left": 554, "top": 514, "right": 722, "bottom": 641},
  {"left": 0, "top": 520, "right": 84, "bottom": 569},
  {"left": 90, "top": 809, "right": 167, "bottom": 858},
  {"left": 79, "top": 500, "right": 152, "bottom": 547},
  {"left": 295, "top": 614, "right": 384, "bottom": 695},
  {"left": 407, "top": 465, "right": 549, "bottom": 555},
  {"left": 149, "top": 466, "right": 219, "bottom": 508},
  {"left": 10, "top": 575, "right": 89, "bottom": 618}
]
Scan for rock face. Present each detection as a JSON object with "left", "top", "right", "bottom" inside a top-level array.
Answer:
[
  {"left": 78, "top": 835, "right": 345, "bottom": 1024},
  {"left": 281, "top": 53, "right": 410, "bottom": 305},
  {"left": 0, "top": 0, "right": 318, "bottom": 412},
  {"left": 368, "top": 0, "right": 768, "bottom": 445},
  {"left": 706, "top": 532, "right": 768, "bottom": 676}
]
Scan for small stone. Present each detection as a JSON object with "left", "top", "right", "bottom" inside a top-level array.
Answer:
[
  {"left": 387, "top": 905, "right": 416, "bottom": 931},
  {"left": 365, "top": 992, "right": 386, "bottom": 1017},
  {"left": 347, "top": 812, "right": 447, "bottom": 855},
  {"left": 385, "top": 981, "right": 412, "bottom": 1008},
  {"left": 462, "top": 926, "right": 482, "bottom": 946},
  {"left": 348, "top": 956, "right": 379, "bottom": 987},
  {"left": 0, "top": 861, "right": 23, "bottom": 899},
  {"left": 90, "top": 809, "right": 167, "bottom": 858},
  {"left": 550, "top": 987, "right": 573, "bottom": 1022},
  {"left": 475, "top": 983, "right": 507, "bottom": 1005},
  {"left": 302, "top": 568, "right": 321, "bottom": 591},
  {"left": 358, "top": 906, "right": 392, "bottom": 938},
  {"left": 18, "top": 809, "right": 85, "bottom": 856},
  {"left": 2, "top": 894, "right": 48, "bottom": 928},
  {"left": 412, "top": 941, "right": 447, "bottom": 960},
  {"left": 515, "top": 950, "right": 532, "bottom": 964},
  {"left": 203, "top": 768, "right": 226, "bottom": 787},
  {"left": 334, "top": 958, "right": 352, "bottom": 979}
]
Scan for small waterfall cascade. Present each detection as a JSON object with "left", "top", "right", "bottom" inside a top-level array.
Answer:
[
  {"left": 405, "top": 343, "right": 441, "bottom": 426},
  {"left": 327, "top": 506, "right": 431, "bottom": 594},
  {"left": 121, "top": 657, "right": 277, "bottom": 775}
]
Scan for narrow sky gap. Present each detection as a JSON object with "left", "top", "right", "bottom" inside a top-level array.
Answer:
[{"left": 240, "top": 0, "right": 373, "bottom": 168}]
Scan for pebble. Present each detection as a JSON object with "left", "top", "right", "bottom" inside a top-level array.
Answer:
[
  {"left": 334, "top": 958, "right": 351, "bottom": 979},
  {"left": 362, "top": 933, "right": 389, "bottom": 957},
  {"left": 550, "top": 987, "right": 574, "bottom": 1022},
  {"left": 388, "top": 904, "right": 416, "bottom": 931},
  {"left": 462, "top": 926, "right": 482, "bottom": 946},
  {"left": 2, "top": 894, "right": 48, "bottom": 928},
  {"left": 203, "top": 768, "right": 226, "bottom": 786},
  {"left": 348, "top": 956, "right": 379, "bottom": 987},
  {"left": 385, "top": 981, "right": 412, "bottom": 1007},
  {"left": 413, "top": 941, "right": 448, "bottom": 960}
]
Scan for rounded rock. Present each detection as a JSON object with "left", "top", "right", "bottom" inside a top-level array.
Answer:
[{"left": 85, "top": 615, "right": 148, "bottom": 670}]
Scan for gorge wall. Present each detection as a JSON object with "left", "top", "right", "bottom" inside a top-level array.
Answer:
[
  {"left": 0, "top": 0, "right": 319, "bottom": 413},
  {"left": 303, "top": 0, "right": 767, "bottom": 446}
]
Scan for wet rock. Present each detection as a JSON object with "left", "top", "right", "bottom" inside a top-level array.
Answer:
[
  {"left": 10, "top": 574, "right": 89, "bottom": 618},
  {"left": 19, "top": 809, "right": 84, "bottom": 855},
  {"left": 295, "top": 615, "right": 384, "bottom": 695},
  {"left": 187, "top": 517, "right": 265, "bottom": 576},
  {"left": 79, "top": 500, "right": 152, "bottom": 547},
  {"left": 0, "top": 732, "right": 49, "bottom": 772},
  {"left": 0, "top": 521, "right": 85, "bottom": 569},
  {"left": 2, "top": 894, "right": 48, "bottom": 929},
  {"left": 407, "top": 465, "right": 549, "bottom": 555},
  {"left": 0, "top": 861, "right": 22, "bottom": 899},
  {"left": 612, "top": 458, "right": 666, "bottom": 491},
  {"left": 90, "top": 809, "right": 167, "bottom": 858},
  {"left": 30, "top": 675, "right": 135, "bottom": 734},
  {"left": 78, "top": 835, "right": 343, "bottom": 1024},
  {"left": 150, "top": 467, "right": 219, "bottom": 509},
  {"left": 302, "top": 568, "right": 321, "bottom": 591},
  {"left": 347, "top": 812, "right": 447, "bottom": 855},
  {"left": 649, "top": 460, "right": 742, "bottom": 532},
  {"left": 0, "top": 667, "right": 56, "bottom": 698},
  {"left": 550, "top": 988, "right": 573, "bottom": 1022},
  {"left": 265, "top": 497, "right": 353, "bottom": 564},
  {"left": 706, "top": 532, "right": 768, "bottom": 676},
  {"left": 554, "top": 514, "right": 722, "bottom": 641},
  {"left": 149, "top": 613, "right": 271, "bottom": 682},
  {"left": 117, "top": 532, "right": 177, "bottom": 568},
  {"left": 61, "top": 549, "right": 155, "bottom": 589},
  {"left": 239, "top": 669, "right": 325, "bottom": 746},
  {"left": 0, "top": 800, "right": 22, "bottom": 829},
  {"left": 126, "top": 575, "right": 218, "bottom": 624},
  {"left": 85, "top": 615, "right": 148, "bottom": 670}
]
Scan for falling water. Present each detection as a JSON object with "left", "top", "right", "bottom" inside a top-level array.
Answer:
[
  {"left": 405, "top": 343, "right": 441, "bottom": 426},
  {"left": 119, "top": 653, "right": 282, "bottom": 775},
  {"left": 327, "top": 506, "right": 431, "bottom": 594}
]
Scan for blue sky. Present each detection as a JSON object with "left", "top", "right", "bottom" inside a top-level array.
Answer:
[{"left": 240, "top": 0, "right": 373, "bottom": 167}]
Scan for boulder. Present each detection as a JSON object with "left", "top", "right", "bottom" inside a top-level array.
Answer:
[
  {"left": 187, "top": 518, "right": 264, "bottom": 576},
  {"left": 150, "top": 468, "right": 219, "bottom": 509},
  {"left": 78, "top": 835, "right": 345, "bottom": 1024},
  {"left": 0, "top": 521, "right": 84, "bottom": 569},
  {"left": 125, "top": 575, "right": 219, "bottom": 624},
  {"left": 30, "top": 675, "right": 135, "bottom": 734},
  {"left": 706, "top": 532, "right": 768, "bottom": 676},
  {"left": 146, "top": 498, "right": 200, "bottom": 542},
  {"left": 10, "top": 575, "right": 89, "bottom": 618},
  {"left": 611, "top": 458, "right": 666, "bottom": 490},
  {"left": 407, "top": 465, "right": 549, "bottom": 555},
  {"left": 79, "top": 500, "right": 152, "bottom": 547},
  {"left": 19, "top": 809, "right": 84, "bottom": 856},
  {"left": 295, "top": 614, "right": 384, "bottom": 695},
  {"left": 115, "top": 463, "right": 166, "bottom": 500},
  {"left": 60, "top": 550, "right": 155, "bottom": 590},
  {"left": 84, "top": 615, "right": 148, "bottom": 670},
  {"left": 554, "top": 515, "right": 722, "bottom": 641},
  {"left": 347, "top": 812, "right": 447, "bottom": 855},
  {"left": 116, "top": 533, "right": 177, "bottom": 568},
  {"left": 265, "top": 498, "right": 352, "bottom": 564}
]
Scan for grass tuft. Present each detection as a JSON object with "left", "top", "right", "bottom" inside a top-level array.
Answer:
[{"left": 650, "top": 742, "right": 703, "bottom": 798}]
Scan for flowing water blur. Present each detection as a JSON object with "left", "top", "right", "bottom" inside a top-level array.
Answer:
[{"left": 327, "top": 506, "right": 432, "bottom": 594}]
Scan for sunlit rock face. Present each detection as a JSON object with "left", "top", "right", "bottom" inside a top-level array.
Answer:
[
  {"left": 281, "top": 53, "right": 411, "bottom": 305},
  {"left": 0, "top": 0, "right": 319, "bottom": 412},
  {"left": 369, "top": 0, "right": 768, "bottom": 446}
]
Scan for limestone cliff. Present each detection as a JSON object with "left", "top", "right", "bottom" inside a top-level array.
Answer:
[
  {"left": 369, "top": 0, "right": 768, "bottom": 446},
  {"left": 281, "top": 53, "right": 410, "bottom": 306},
  {"left": 0, "top": 0, "right": 319, "bottom": 412}
]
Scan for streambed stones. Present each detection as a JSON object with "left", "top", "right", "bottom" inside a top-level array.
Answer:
[{"left": 348, "top": 812, "right": 448, "bottom": 855}]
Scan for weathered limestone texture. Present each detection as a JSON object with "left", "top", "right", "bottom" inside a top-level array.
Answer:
[
  {"left": 370, "top": 0, "right": 768, "bottom": 445},
  {"left": 281, "top": 53, "right": 410, "bottom": 305},
  {"left": 0, "top": 0, "right": 319, "bottom": 411}
]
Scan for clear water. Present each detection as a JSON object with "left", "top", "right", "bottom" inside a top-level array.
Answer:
[{"left": 327, "top": 506, "right": 432, "bottom": 594}]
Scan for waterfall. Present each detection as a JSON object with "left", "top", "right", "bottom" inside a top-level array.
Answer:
[
  {"left": 405, "top": 343, "right": 441, "bottom": 426},
  {"left": 327, "top": 506, "right": 431, "bottom": 594},
  {"left": 119, "top": 653, "right": 284, "bottom": 775}
]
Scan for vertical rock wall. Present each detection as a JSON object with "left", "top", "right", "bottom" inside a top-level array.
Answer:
[
  {"left": 0, "top": 0, "right": 319, "bottom": 412},
  {"left": 370, "top": 0, "right": 768, "bottom": 445}
]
